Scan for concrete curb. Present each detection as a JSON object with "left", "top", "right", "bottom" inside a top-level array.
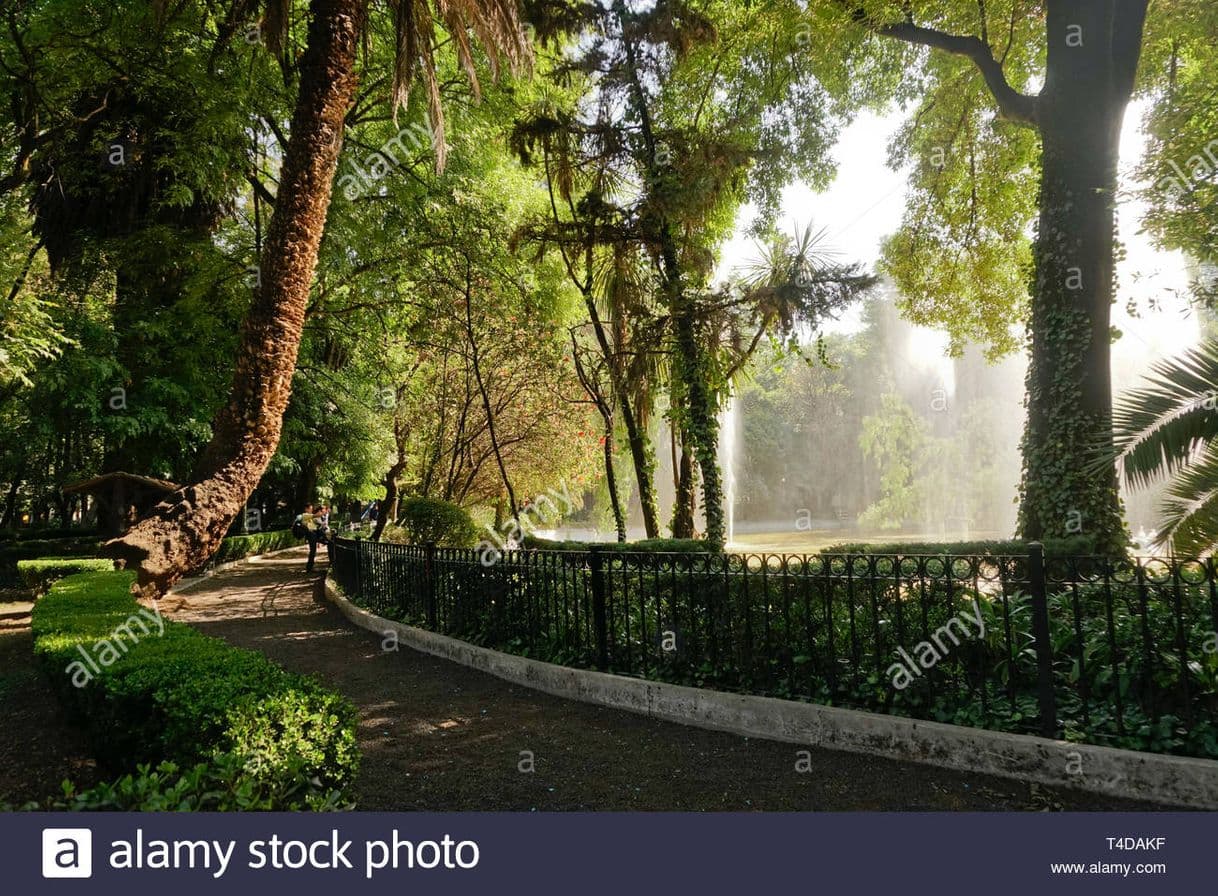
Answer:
[{"left": 324, "top": 576, "right": 1218, "bottom": 809}]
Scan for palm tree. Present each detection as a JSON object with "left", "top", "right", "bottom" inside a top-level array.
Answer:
[
  {"left": 107, "top": 0, "right": 531, "bottom": 596},
  {"left": 1111, "top": 339, "right": 1218, "bottom": 555}
]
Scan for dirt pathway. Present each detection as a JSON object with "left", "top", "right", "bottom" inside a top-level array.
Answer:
[
  {"left": 167, "top": 548, "right": 1160, "bottom": 811},
  {"left": 0, "top": 596, "right": 98, "bottom": 806}
]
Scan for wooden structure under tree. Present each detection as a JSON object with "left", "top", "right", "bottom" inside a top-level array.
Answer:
[{"left": 62, "top": 472, "right": 180, "bottom": 538}]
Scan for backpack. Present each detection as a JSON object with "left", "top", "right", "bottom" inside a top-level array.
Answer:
[{"left": 291, "top": 516, "right": 306, "bottom": 539}]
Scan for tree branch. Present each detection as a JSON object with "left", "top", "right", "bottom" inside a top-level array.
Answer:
[{"left": 862, "top": 13, "right": 1039, "bottom": 127}]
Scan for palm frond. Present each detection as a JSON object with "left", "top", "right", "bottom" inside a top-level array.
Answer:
[
  {"left": 1154, "top": 442, "right": 1218, "bottom": 555},
  {"left": 1110, "top": 339, "right": 1218, "bottom": 490},
  {"left": 381, "top": 0, "right": 534, "bottom": 171}
]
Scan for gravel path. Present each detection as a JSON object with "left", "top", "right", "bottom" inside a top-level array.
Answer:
[{"left": 164, "top": 547, "right": 1159, "bottom": 811}]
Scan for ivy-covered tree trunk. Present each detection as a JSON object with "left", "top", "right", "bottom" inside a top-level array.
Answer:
[
  {"left": 105, "top": 0, "right": 367, "bottom": 595},
  {"left": 1018, "top": 2, "right": 1145, "bottom": 553},
  {"left": 672, "top": 304, "right": 725, "bottom": 546},
  {"left": 671, "top": 426, "right": 697, "bottom": 538}
]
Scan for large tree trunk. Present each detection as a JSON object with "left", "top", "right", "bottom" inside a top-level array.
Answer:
[
  {"left": 104, "top": 0, "right": 367, "bottom": 595},
  {"left": 1017, "top": 2, "right": 1146, "bottom": 553},
  {"left": 372, "top": 460, "right": 405, "bottom": 542},
  {"left": 671, "top": 305, "right": 725, "bottom": 546},
  {"left": 671, "top": 427, "right": 697, "bottom": 538}
]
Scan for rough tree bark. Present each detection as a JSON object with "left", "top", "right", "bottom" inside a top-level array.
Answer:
[
  {"left": 671, "top": 428, "right": 697, "bottom": 539},
  {"left": 105, "top": 0, "right": 367, "bottom": 595}
]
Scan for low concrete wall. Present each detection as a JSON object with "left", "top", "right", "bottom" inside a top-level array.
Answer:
[{"left": 325, "top": 577, "right": 1218, "bottom": 808}]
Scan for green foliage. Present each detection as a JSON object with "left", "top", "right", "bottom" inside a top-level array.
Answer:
[
  {"left": 0, "top": 537, "right": 104, "bottom": 588},
  {"left": 1110, "top": 338, "right": 1218, "bottom": 554},
  {"left": 40, "top": 755, "right": 351, "bottom": 812},
  {"left": 17, "top": 557, "right": 112, "bottom": 592},
  {"left": 210, "top": 529, "right": 303, "bottom": 565},
  {"left": 858, "top": 392, "right": 928, "bottom": 529},
  {"left": 0, "top": 526, "right": 98, "bottom": 542},
  {"left": 31, "top": 570, "right": 359, "bottom": 809},
  {"left": 523, "top": 535, "right": 718, "bottom": 554},
  {"left": 822, "top": 536, "right": 1098, "bottom": 557},
  {"left": 1137, "top": 0, "right": 1218, "bottom": 267},
  {"left": 0, "top": 536, "right": 102, "bottom": 561},
  {"left": 385, "top": 497, "right": 479, "bottom": 547}
]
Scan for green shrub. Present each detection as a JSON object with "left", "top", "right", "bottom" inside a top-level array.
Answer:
[
  {"left": 522, "top": 535, "right": 717, "bottom": 553},
  {"left": 821, "top": 536, "right": 1098, "bottom": 557},
  {"left": 32, "top": 571, "right": 359, "bottom": 810},
  {"left": 0, "top": 537, "right": 104, "bottom": 588},
  {"left": 386, "top": 497, "right": 478, "bottom": 547},
  {"left": 208, "top": 529, "right": 303, "bottom": 566},
  {"left": 33, "top": 755, "right": 352, "bottom": 812},
  {"left": 17, "top": 558, "right": 113, "bottom": 593},
  {"left": 0, "top": 526, "right": 99, "bottom": 543},
  {"left": 0, "top": 536, "right": 104, "bottom": 560}
]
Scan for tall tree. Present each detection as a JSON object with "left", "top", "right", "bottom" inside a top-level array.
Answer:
[
  {"left": 517, "top": 0, "right": 863, "bottom": 544},
  {"left": 836, "top": 2, "right": 1154, "bottom": 552},
  {"left": 106, "top": 0, "right": 530, "bottom": 595}
]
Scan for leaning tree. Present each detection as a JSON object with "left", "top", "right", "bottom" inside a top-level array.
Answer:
[{"left": 104, "top": 0, "right": 531, "bottom": 595}]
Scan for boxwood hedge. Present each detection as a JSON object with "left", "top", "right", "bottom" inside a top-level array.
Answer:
[
  {"left": 208, "top": 528, "right": 304, "bottom": 565},
  {"left": 31, "top": 570, "right": 359, "bottom": 810},
  {"left": 17, "top": 558, "right": 113, "bottom": 593}
]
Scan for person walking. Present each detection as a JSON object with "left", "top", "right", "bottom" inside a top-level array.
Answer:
[{"left": 296, "top": 503, "right": 322, "bottom": 573}]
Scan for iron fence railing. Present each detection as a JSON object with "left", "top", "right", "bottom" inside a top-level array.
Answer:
[{"left": 330, "top": 538, "right": 1218, "bottom": 756}]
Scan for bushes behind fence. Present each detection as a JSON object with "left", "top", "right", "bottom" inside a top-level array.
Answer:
[{"left": 333, "top": 539, "right": 1218, "bottom": 760}]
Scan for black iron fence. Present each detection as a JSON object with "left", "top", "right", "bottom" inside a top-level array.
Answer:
[{"left": 331, "top": 538, "right": 1218, "bottom": 758}]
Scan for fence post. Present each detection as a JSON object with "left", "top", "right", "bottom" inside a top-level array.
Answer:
[
  {"left": 425, "top": 542, "right": 438, "bottom": 629},
  {"left": 354, "top": 538, "right": 364, "bottom": 601},
  {"left": 1028, "top": 542, "right": 1058, "bottom": 738},
  {"left": 590, "top": 546, "right": 608, "bottom": 671}
]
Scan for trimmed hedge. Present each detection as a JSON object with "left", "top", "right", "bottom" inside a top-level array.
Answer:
[
  {"left": 0, "top": 537, "right": 104, "bottom": 588},
  {"left": 821, "top": 536, "right": 1099, "bottom": 557},
  {"left": 208, "top": 528, "right": 303, "bottom": 565},
  {"left": 522, "top": 535, "right": 718, "bottom": 553},
  {"left": 17, "top": 558, "right": 113, "bottom": 593},
  {"left": 386, "top": 497, "right": 479, "bottom": 547},
  {"left": 0, "top": 526, "right": 98, "bottom": 543},
  {"left": 32, "top": 570, "right": 359, "bottom": 810}
]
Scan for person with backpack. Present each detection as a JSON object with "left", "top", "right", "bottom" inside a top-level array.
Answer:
[
  {"left": 292, "top": 504, "right": 311, "bottom": 540},
  {"left": 294, "top": 504, "right": 323, "bottom": 573}
]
